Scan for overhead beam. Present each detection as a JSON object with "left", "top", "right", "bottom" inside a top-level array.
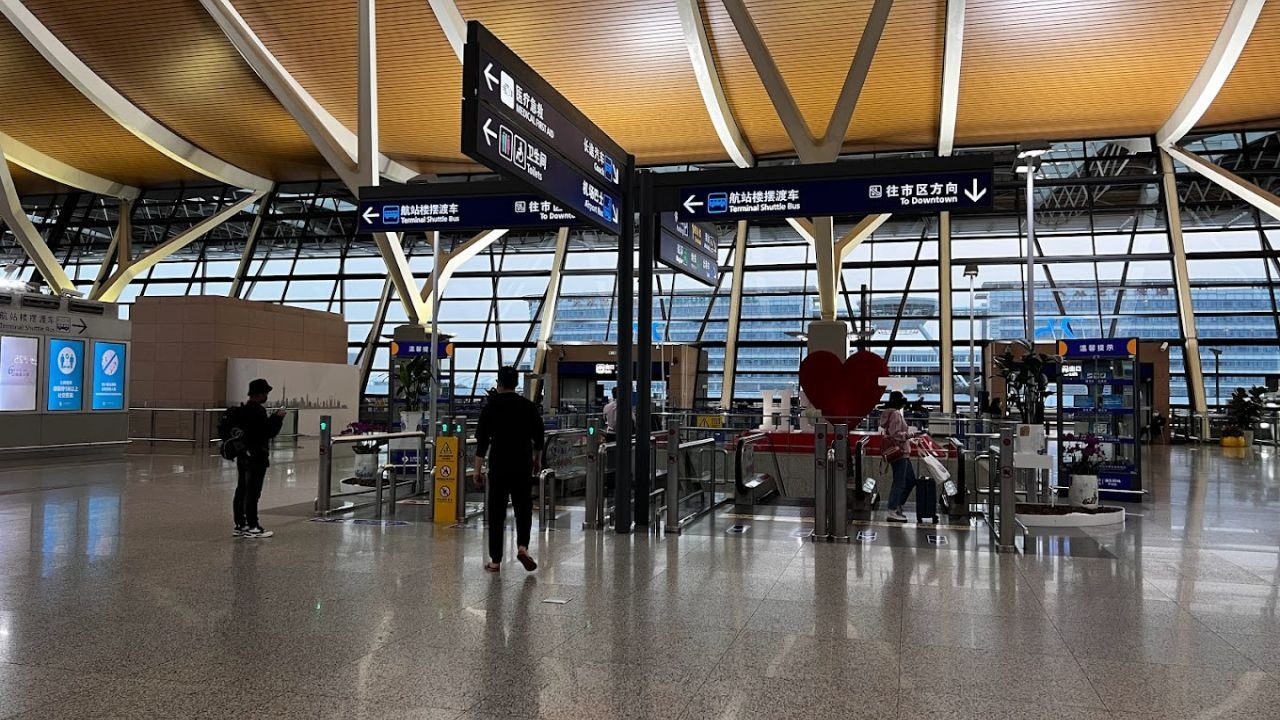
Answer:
[
  {"left": 820, "top": 0, "right": 894, "bottom": 156},
  {"left": 0, "top": 156, "right": 77, "bottom": 294},
  {"left": 720, "top": 0, "right": 820, "bottom": 162},
  {"left": 787, "top": 217, "right": 816, "bottom": 245},
  {"left": 0, "top": 0, "right": 272, "bottom": 192},
  {"left": 1165, "top": 144, "right": 1280, "bottom": 222},
  {"left": 199, "top": 0, "right": 416, "bottom": 185},
  {"left": 1157, "top": 0, "right": 1265, "bottom": 147},
  {"left": 720, "top": 220, "right": 749, "bottom": 409},
  {"left": 426, "top": 0, "right": 467, "bottom": 63},
  {"left": 1158, "top": 150, "right": 1210, "bottom": 429},
  {"left": 676, "top": 0, "right": 754, "bottom": 168},
  {"left": 95, "top": 191, "right": 265, "bottom": 302},
  {"left": 938, "top": 0, "right": 965, "bottom": 156},
  {"left": 418, "top": 228, "right": 509, "bottom": 320},
  {"left": 0, "top": 131, "right": 139, "bottom": 200}
]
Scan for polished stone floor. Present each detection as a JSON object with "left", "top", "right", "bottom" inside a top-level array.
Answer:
[{"left": 1, "top": 443, "right": 1279, "bottom": 718}]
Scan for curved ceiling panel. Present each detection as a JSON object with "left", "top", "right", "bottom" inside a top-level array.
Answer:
[
  {"left": 1201, "top": 0, "right": 1280, "bottom": 130},
  {"left": 21, "top": 0, "right": 329, "bottom": 182},
  {"left": 0, "top": 20, "right": 199, "bottom": 188},
  {"left": 955, "top": 0, "right": 1235, "bottom": 146}
]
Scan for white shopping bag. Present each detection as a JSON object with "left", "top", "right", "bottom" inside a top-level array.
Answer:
[{"left": 918, "top": 449, "right": 951, "bottom": 484}]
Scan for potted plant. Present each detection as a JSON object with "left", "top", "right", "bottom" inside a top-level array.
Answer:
[
  {"left": 342, "top": 422, "right": 385, "bottom": 482},
  {"left": 1225, "top": 386, "right": 1266, "bottom": 447},
  {"left": 1062, "top": 433, "right": 1106, "bottom": 508},
  {"left": 994, "top": 349, "right": 1055, "bottom": 425},
  {"left": 395, "top": 354, "right": 434, "bottom": 431}
]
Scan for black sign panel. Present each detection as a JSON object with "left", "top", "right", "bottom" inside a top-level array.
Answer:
[
  {"left": 658, "top": 212, "right": 718, "bottom": 286},
  {"left": 356, "top": 194, "right": 580, "bottom": 233},
  {"left": 462, "top": 21, "right": 628, "bottom": 235},
  {"left": 464, "top": 103, "right": 622, "bottom": 234}
]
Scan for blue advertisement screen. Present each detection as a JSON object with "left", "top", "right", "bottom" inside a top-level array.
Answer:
[
  {"left": 47, "top": 338, "right": 84, "bottom": 412},
  {"left": 92, "top": 342, "right": 126, "bottom": 410}
]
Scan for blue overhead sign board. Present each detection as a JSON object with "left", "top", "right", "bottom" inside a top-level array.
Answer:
[
  {"left": 676, "top": 168, "right": 995, "bottom": 222},
  {"left": 1058, "top": 338, "right": 1138, "bottom": 358},
  {"left": 658, "top": 212, "right": 718, "bottom": 286},
  {"left": 356, "top": 193, "right": 580, "bottom": 233},
  {"left": 462, "top": 21, "right": 628, "bottom": 235}
]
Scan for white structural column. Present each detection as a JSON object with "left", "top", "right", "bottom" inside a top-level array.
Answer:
[
  {"left": 0, "top": 156, "right": 78, "bottom": 294},
  {"left": 1165, "top": 144, "right": 1280, "bottom": 223},
  {"left": 427, "top": 0, "right": 466, "bottom": 62},
  {"left": 228, "top": 188, "right": 274, "bottom": 299},
  {"left": 356, "top": 0, "right": 430, "bottom": 324},
  {"left": 199, "top": 0, "right": 417, "bottom": 186},
  {"left": 813, "top": 217, "right": 838, "bottom": 320},
  {"left": 936, "top": 0, "right": 966, "bottom": 415},
  {"left": 418, "top": 228, "right": 510, "bottom": 320},
  {"left": 938, "top": 212, "right": 955, "bottom": 413},
  {"left": 530, "top": 227, "right": 571, "bottom": 401},
  {"left": 1158, "top": 150, "right": 1210, "bottom": 428},
  {"left": 96, "top": 191, "right": 265, "bottom": 302},
  {"left": 676, "top": 0, "right": 754, "bottom": 168},
  {"left": 836, "top": 214, "right": 892, "bottom": 263},
  {"left": 719, "top": 220, "right": 749, "bottom": 409},
  {"left": 0, "top": 0, "right": 271, "bottom": 192},
  {"left": 1157, "top": 0, "right": 1265, "bottom": 147},
  {"left": 0, "top": 131, "right": 139, "bottom": 200},
  {"left": 819, "top": 0, "right": 894, "bottom": 157}
]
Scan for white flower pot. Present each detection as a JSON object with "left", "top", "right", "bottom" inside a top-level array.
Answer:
[
  {"left": 1069, "top": 474, "right": 1099, "bottom": 509},
  {"left": 1244, "top": 430, "right": 1255, "bottom": 446},
  {"left": 353, "top": 452, "right": 381, "bottom": 480}
]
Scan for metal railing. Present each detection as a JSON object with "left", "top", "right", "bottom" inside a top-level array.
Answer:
[
  {"left": 316, "top": 429, "right": 429, "bottom": 519},
  {"left": 733, "top": 431, "right": 779, "bottom": 511},
  {"left": 660, "top": 424, "right": 728, "bottom": 534},
  {"left": 129, "top": 406, "right": 300, "bottom": 450}
]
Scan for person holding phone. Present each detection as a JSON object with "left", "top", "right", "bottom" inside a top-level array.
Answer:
[{"left": 231, "top": 378, "right": 286, "bottom": 538}]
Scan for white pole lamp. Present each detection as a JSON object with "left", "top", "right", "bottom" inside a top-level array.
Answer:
[
  {"left": 1015, "top": 140, "right": 1051, "bottom": 348},
  {"left": 964, "top": 263, "right": 979, "bottom": 417}
]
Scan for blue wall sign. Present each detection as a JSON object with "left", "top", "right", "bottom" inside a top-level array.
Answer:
[
  {"left": 1058, "top": 338, "right": 1138, "bottom": 358},
  {"left": 47, "top": 338, "right": 84, "bottom": 412},
  {"left": 677, "top": 169, "right": 995, "bottom": 221},
  {"left": 356, "top": 194, "right": 583, "bottom": 233},
  {"left": 392, "top": 341, "right": 451, "bottom": 359},
  {"left": 91, "top": 341, "right": 127, "bottom": 410}
]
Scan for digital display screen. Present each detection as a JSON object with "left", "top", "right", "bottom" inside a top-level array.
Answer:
[
  {"left": 91, "top": 341, "right": 126, "bottom": 410},
  {"left": 47, "top": 338, "right": 85, "bottom": 412},
  {"left": 0, "top": 336, "right": 39, "bottom": 412}
]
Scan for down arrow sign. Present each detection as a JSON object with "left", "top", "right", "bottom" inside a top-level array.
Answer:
[{"left": 964, "top": 179, "right": 987, "bottom": 203}]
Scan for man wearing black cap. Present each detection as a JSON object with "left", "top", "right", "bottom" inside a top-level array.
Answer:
[{"left": 231, "top": 378, "right": 286, "bottom": 538}]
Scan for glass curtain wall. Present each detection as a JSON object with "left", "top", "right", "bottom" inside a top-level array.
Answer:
[{"left": 3, "top": 132, "right": 1279, "bottom": 410}]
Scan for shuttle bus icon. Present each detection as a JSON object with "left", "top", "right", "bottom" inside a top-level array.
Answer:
[{"left": 707, "top": 193, "right": 729, "bottom": 214}]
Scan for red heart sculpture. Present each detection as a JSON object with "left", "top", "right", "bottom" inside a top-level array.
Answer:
[{"left": 799, "top": 350, "right": 890, "bottom": 425}]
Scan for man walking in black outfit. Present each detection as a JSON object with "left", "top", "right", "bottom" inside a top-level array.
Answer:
[
  {"left": 474, "top": 366, "right": 545, "bottom": 572},
  {"left": 231, "top": 378, "right": 286, "bottom": 539}
]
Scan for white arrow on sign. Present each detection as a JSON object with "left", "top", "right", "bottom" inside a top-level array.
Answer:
[
  {"left": 484, "top": 63, "right": 499, "bottom": 91},
  {"left": 483, "top": 118, "right": 497, "bottom": 146},
  {"left": 683, "top": 195, "right": 704, "bottom": 214},
  {"left": 361, "top": 206, "right": 378, "bottom": 224},
  {"left": 964, "top": 179, "right": 987, "bottom": 202}
]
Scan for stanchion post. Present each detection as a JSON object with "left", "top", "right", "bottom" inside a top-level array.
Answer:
[
  {"left": 317, "top": 414, "right": 332, "bottom": 514},
  {"left": 665, "top": 420, "right": 680, "bottom": 534},
  {"left": 812, "top": 423, "right": 829, "bottom": 539},
  {"left": 831, "top": 424, "right": 849, "bottom": 541}
]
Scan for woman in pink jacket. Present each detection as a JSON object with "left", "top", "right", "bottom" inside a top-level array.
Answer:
[{"left": 879, "top": 391, "right": 916, "bottom": 522}]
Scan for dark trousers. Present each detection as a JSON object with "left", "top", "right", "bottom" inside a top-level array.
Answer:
[
  {"left": 234, "top": 459, "right": 267, "bottom": 528},
  {"left": 487, "top": 471, "right": 533, "bottom": 562}
]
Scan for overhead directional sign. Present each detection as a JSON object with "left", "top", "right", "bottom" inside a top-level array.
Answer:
[
  {"left": 357, "top": 181, "right": 583, "bottom": 233},
  {"left": 660, "top": 155, "right": 996, "bottom": 222},
  {"left": 462, "top": 21, "right": 628, "bottom": 235},
  {"left": 658, "top": 212, "right": 719, "bottom": 286}
]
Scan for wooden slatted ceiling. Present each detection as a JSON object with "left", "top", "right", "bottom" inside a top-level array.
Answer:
[
  {"left": 955, "top": 0, "right": 1234, "bottom": 145},
  {"left": 456, "top": 0, "right": 727, "bottom": 165},
  {"left": 700, "top": 0, "right": 942, "bottom": 158},
  {"left": 233, "top": 0, "right": 467, "bottom": 172},
  {"left": 1200, "top": 0, "right": 1280, "bottom": 130},
  {"left": 0, "top": 21, "right": 198, "bottom": 188},
  {"left": 22, "top": 0, "right": 330, "bottom": 182}
]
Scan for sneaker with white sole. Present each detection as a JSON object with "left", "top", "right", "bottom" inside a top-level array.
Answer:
[
  {"left": 242, "top": 527, "right": 274, "bottom": 539},
  {"left": 886, "top": 510, "right": 907, "bottom": 523},
  {"left": 232, "top": 526, "right": 247, "bottom": 538}
]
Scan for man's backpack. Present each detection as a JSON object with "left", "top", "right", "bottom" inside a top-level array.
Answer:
[{"left": 218, "top": 405, "right": 247, "bottom": 461}]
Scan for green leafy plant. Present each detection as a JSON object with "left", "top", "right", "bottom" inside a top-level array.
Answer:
[
  {"left": 1225, "top": 386, "right": 1267, "bottom": 434},
  {"left": 395, "top": 355, "right": 434, "bottom": 412},
  {"left": 994, "top": 349, "right": 1056, "bottom": 425}
]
